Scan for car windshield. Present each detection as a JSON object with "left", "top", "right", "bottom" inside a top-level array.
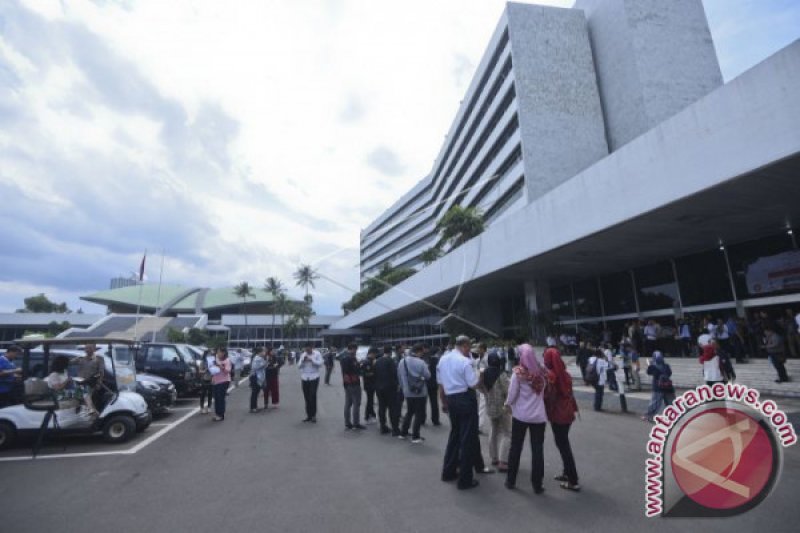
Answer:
[{"left": 176, "top": 345, "right": 198, "bottom": 364}]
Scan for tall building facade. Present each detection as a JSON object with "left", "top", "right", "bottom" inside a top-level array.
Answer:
[{"left": 339, "top": 0, "right": 800, "bottom": 346}]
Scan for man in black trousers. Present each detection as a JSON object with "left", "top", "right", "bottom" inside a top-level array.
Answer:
[
  {"left": 374, "top": 346, "right": 400, "bottom": 436},
  {"left": 420, "top": 344, "right": 440, "bottom": 426},
  {"left": 439, "top": 335, "right": 481, "bottom": 490}
]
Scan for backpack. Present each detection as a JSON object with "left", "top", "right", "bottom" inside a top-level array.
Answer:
[
  {"left": 585, "top": 359, "right": 599, "bottom": 386},
  {"left": 404, "top": 359, "right": 425, "bottom": 395}
]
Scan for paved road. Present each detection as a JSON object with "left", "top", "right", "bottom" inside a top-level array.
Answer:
[{"left": 2, "top": 366, "right": 798, "bottom": 533}]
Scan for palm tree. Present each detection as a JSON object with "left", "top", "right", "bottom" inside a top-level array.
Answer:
[
  {"left": 284, "top": 315, "right": 299, "bottom": 349},
  {"left": 233, "top": 281, "right": 255, "bottom": 347},
  {"left": 294, "top": 264, "right": 318, "bottom": 345},
  {"left": 264, "top": 277, "right": 285, "bottom": 346},
  {"left": 419, "top": 246, "right": 443, "bottom": 266},
  {"left": 274, "top": 291, "right": 289, "bottom": 348},
  {"left": 436, "top": 205, "right": 485, "bottom": 250}
]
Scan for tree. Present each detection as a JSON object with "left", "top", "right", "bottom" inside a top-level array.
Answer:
[
  {"left": 419, "top": 246, "right": 443, "bottom": 266},
  {"left": 167, "top": 327, "right": 186, "bottom": 343},
  {"left": 436, "top": 205, "right": 485, "bottom": 250},
  {"left": 264, "top": 277, "right": 285, "bottom": 346},
  {"left": 294, "top": 265, "right": 318, "bottom": 344},
  {"left": 274, "top": 292, "right": 289, "bottom": 347},
  {"left": 233, "top": 281, "right": 255, "bottom": 347},
  {"left": 46, "top": 321, "right": 71, "bottom": 337},
  {"left": 17, "top": 293, "right": 71, "bottom": 313},
  {"left": 341, "top": 263, "right": 417, "bottom": 314},
  {"left": 284, "top": 316, "right": 299, "bottom": 348},
  {"left": 186, "top": 328, "right": 209, "bottom": 346}
]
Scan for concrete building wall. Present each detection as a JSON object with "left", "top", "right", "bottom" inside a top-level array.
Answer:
[
  {"left": 575, "top": 0, "right": 723, "bottom": 151},
  {"left": 506, "top": 2, "right": 609, "bottom": 201},
  {"left": 332, "top": 41, "right": 800, "bottom": 331}
]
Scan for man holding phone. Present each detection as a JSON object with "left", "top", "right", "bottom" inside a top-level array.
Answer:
[{"left": 298, "top": 343, "right": 323, "bottom": 422}]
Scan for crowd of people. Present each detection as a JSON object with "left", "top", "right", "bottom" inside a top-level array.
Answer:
[{"left": 278, "top": 337, "right": 581, "bottom": 494}]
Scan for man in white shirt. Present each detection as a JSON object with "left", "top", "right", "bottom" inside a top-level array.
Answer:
[
  {"left": 298, "top": 343, "right": 323, "bottom": 423},
  {"left": 588, "top": 351, "right": 609, "bottom": 411},
  {"left": 438, "top": 335, "right": 481, "bottom": 491}
]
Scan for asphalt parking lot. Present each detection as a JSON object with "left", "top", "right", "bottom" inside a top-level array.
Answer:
[
  {"left": 0, "top": 396, "right": 200, "bottom": 461},
  {"left": 1, "top": 368, "right": 799, "bottom": 533}
]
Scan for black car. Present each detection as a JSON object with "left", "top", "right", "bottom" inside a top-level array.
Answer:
[
  {"left": 135, "top": 372, "right": 177, "bottom": 415},
  {"left": 136, "top": 343, "right": 203, "bottom": 396}
]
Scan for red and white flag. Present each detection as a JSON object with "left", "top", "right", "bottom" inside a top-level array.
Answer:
[{"left": 138, "top": 252, "right": 147, "bottom": 282}]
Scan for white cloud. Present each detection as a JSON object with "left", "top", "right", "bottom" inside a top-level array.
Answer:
[{"left": 0, "top": 0, "right": 795, "bottom": 317}]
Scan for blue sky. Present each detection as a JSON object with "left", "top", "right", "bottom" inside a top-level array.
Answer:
[{"left": 0, "top": 0, "right": 798, "bottom": 315}]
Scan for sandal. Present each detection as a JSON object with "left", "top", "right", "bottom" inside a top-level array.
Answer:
[{"left": 560, "top": 482, "right": 581, "bottom": 492}]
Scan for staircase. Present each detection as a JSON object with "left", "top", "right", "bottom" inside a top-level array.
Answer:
[{"left": 562, "top": 355, "right": 800, "bottom": 398}]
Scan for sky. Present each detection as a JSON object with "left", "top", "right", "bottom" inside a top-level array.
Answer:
[{"left": 0, "top": 0, "right": 798, "bottom": 316}]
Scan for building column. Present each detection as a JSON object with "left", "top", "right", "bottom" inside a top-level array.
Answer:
[{"left": 524, "top": 280, "right": 551, "bottom": 341}]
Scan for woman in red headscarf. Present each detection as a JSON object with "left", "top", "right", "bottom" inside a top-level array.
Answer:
[{"left": 543, "top": 343, "right": 580, "bottom": 491}]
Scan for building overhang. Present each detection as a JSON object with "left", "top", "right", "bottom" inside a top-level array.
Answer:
[{"left": 331, "top": 41, "right": 800, "bottom": 330}]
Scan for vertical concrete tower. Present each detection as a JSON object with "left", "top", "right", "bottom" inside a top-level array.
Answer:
[{"left": 575, "top": 0, "right": 723, "bottom": 151}]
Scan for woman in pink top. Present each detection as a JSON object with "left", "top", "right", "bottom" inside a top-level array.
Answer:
[
  {"left": 504, "top": 344, "right": 548, "bottom": 494},
  {"left": 212, "top": 348, "right": 232, "bottom": 421}
]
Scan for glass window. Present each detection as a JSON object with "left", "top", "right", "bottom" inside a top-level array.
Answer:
[
  {"left": 675, "top": 249, "right": 733, "bottom": 306},
  {"left": 147, "top": 346, "right": 180, "bottom": 363},
  {"left": 573, "top": 279, "right": 602, "bottom": 318},
  {"left": 635, "top": 261, "right": 680, "bottom": 311},
  {"left": 727, "top": 233, "right": 798, "bottom": 298},
  {"left": 600, "top": 272, "right": 636, "bottom": 315},
  {"left": 550, "top": 285, "right": 573, "bottom": 321}
]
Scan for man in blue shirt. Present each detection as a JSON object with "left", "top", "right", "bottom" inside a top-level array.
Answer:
[{"left": 0, "top": 345, "right": 23, "bottom": 407}]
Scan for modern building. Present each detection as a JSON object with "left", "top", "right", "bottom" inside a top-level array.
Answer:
[
  {"left": 0, "top": 313, "right": 104, "bottom": 346},
  {"left": 335, "top": 0, "right": 800, "bottom": 346},
  {"left": 71, "top": 285, "right": 347, "bottom": 347}
]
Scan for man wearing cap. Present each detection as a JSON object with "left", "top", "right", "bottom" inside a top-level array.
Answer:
[
  {"left": 438, "top": 335, "right": 481, "bottom": 490},
  {"left": 0, "top": 345, "right": 23, "bottom": 407}
]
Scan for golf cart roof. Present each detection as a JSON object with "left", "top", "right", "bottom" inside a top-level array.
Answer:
[{"left": 13, "top": 337, "right": 138, "bottom": 347}]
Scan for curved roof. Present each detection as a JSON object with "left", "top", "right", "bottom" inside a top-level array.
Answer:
[{"left": 82, "top": 285, "right": 288, "bottom": 313}]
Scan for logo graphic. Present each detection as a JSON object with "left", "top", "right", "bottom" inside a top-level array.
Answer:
[{"left": 645, "top": 384, "right": 796, "bottom": 517}]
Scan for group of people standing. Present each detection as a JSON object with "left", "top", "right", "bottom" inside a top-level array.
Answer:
[
  {"left": 439, "top": 336, "right": 580, "bottom": 493},
  {"left": 197, "top": 346, "right": 284, "bottom": 421}
]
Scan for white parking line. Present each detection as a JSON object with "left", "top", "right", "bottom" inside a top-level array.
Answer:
[
  {"left": 0, "top": 407, "right": 199, "bottom": 463},
  {"left": 0, "top": 386, "right": 250, "bottom": 463}
]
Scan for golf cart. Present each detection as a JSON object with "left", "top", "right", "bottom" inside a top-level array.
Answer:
[{"left": 0, "top": 337, "right": 151, "bottom": 453}]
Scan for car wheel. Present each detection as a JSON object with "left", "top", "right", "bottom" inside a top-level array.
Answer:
[
  {"left": 0, "top": 421, "right": 17, "bottom": 450},
  {"left": 102, "top": 415, "right": 136, "bottom": 444}
]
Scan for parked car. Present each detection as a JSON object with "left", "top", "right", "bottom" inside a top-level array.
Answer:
[{"left": 136, "top": 343, "right": 203, "bottom": 396}]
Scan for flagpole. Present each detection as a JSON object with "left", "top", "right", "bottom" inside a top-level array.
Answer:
[
  {"left": 152, "top": 249, "right": 165, "bottom": 342},
  {"left": 133, "top": 249, "right": 147, "bottom": 342}
]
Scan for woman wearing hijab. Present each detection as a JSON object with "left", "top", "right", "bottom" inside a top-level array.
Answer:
[
  {"left": 479, "top": 350, "right": 511, "bottom": 472},
  {"left": 643, "top": 351, "right": 675, "bottom": 422},
  {"left": 543, "top": 344, "right": 580, "bottom": 491},
  {"left": 504, "top": 344, "right": 548, "bottom": 494}
]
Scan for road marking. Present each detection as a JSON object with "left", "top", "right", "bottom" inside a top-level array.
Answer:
[{"left": 0, "top": 407, "right": 200, "bottom": 463}]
